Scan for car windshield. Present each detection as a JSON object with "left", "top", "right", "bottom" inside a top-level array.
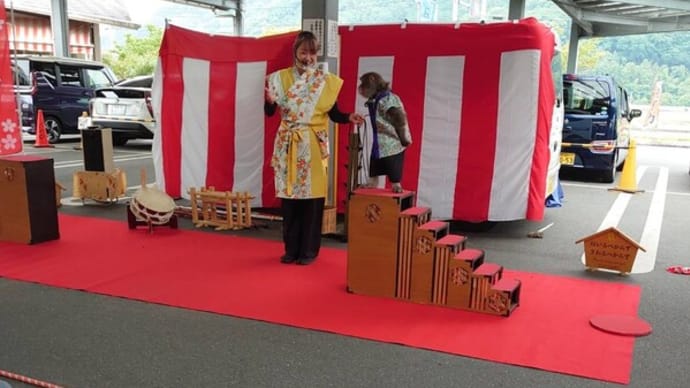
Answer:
[
  {"left": 86, "top": 68, "right": 115, "bottom": 89},
  {"left": 564, "top": 78, "right": 611, "bottom": 115},
  {"left": 11, "top": 61, "right": 31, "bottom": 87},
  {"left": 116, "top": 76, "right": 153, "bottom": 88}
]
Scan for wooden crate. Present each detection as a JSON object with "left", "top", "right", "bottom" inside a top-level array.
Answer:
[
  {"left": 347, "top": 188, "right": 414, "bottom": 298},
  {"left": 72, "top": 169, "right": 127, "bottom": 202},
  {"left": 0, "top": 155, "right": 59, "bottom": 244}
]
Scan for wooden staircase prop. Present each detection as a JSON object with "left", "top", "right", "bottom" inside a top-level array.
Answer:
[
  {"left": 347, "top": 188, "right": 521, "bottom": 317},
  {"left": 188, "top": 187, "right": 253, "bottom": 231}
]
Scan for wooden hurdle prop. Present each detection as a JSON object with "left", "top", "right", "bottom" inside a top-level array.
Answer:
[{"left": 189, "top": 187, "right": 254, "bottom": 231}]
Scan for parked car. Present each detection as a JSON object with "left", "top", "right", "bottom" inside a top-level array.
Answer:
[
  {"left": 10, "top": 61, "right": 34, "bottom": 132},
  {"left": 89, "top": 75, "right": 154, "bottom": 146},
  {"left": 560, "top": 74, "right": 642, "bottom": 183},
  {"left": 13, "top": 55, "right": 118, "bottom": 143}
]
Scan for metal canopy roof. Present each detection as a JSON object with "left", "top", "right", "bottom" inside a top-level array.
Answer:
[
  {"left": 165, "top": 0, "right": 238, "bottom": 12},
  {"left": 552, "top": 0, "right": 690, "bottom": 37}
]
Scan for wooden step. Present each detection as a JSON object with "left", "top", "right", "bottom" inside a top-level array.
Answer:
[
  {"left": 473, "top": 262, "right": 503, "bottom": 284},
  {"left": 493, "top": 278, "right": 520, "bottom": 293},
  {"left": 401, "top": 206, "right": 431, "bottom": 217},
  {"left": 397, "top": 207, "right": 431, "bottom": 299},
  {"left": 454, "top": 248, "right": 484, "bottom": 270},
  {"left": 418, "top": 220, "right": 449, "bottom": 240},
  {"left": 488, "top": 278, "right": 521, "bottom": 316},
  {"left": 435, "top": 234, "right": 466, "bottom": 249},
  {"left": 432, "top": 234, "right": 467, "bottom": 305}
]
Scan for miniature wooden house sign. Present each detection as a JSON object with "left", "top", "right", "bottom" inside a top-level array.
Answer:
[{"left": 576, "top": 227, "right": 646, "bottom": 274}]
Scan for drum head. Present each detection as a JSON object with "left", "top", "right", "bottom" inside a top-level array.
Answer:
[{"left": 133, "top": 187, "right": 175, "bottom": 213}]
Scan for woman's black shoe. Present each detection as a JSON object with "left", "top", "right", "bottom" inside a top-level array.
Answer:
[
  {"left": 297, "top": 257, "right": 316, "bottom": 265},
  {"left": 280, "top": 255, "right": 297, "bottom": 264}
]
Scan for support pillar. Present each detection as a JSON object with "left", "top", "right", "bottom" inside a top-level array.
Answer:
[
  {"left": 508, "top": 0, "right": 525, "bottom": 20},
  {"left": 50, "top": 0, "right": 70, "bottom": 57},
  {"left": 235, "top": 0, "right": 244, "bottom": 35},
  {"left": 302, "top": 0, "right": 340, "bottom": 207},
  {"left": 567, "top": 22, "right": 581, "bottom": 74},
  {"left": 92, "top": 24, "right": 101, "bottom": 61}
]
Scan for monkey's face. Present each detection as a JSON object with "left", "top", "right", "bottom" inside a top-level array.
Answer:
[{"left": 358, "top": 83, "right": 376, "bottom": 99}]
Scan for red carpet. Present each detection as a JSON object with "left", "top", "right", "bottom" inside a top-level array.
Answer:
[{"left": 0, "top": 214, "right": 640, "bottom": 384}]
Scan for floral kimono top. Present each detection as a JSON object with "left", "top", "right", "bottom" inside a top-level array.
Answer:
[
  {"left": 368, "top": 92, "right": 409, "bottom": 159},
  {"left": 267, "top": 66, "right": 343, "bottom": 199}
]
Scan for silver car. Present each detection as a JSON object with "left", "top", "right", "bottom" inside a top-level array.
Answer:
[{"left": 89, "top": 75, "right": 154, "bottom": 146}]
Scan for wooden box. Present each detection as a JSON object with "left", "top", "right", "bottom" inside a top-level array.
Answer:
[
  {"left": 347, "top": 188, "right": 414, "bottom": 298},
  {"left": 0, "top": 155, "right": 60, "bottom": 244},
  {"left": 81, "top": 127, "right": 114, "bottom": 172},
  {"left": 72, "top": 169, "right": 127, "bottom": 202}
]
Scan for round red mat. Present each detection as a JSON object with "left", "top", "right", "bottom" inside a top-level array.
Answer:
[{"left": 590, "top": 314, "right": 652, "bottom": 337}]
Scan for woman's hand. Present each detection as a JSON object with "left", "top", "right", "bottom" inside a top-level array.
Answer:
[
  {"left": 264, "top": 86, "right": 276, "bottom": 105},
  {"left": 349, "top": 113, "right": 365, "bottom": 125},
  {"left": 264, "top": 76, "right": 276, "bottom": 104}
]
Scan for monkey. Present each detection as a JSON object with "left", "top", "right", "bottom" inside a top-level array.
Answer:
[{"left": 358, "top": 72, "right": 412, "bottom": 193}]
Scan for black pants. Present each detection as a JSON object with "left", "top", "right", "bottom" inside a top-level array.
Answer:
[
  {"left": 281, "top": 197, "right": 325, "bottom": 260},
  {"left": 369, "top": 151, "right": 405, "bottom": 183}
]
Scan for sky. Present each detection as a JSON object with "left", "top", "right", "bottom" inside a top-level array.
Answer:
[
  {"left": 101, "top": 0, "right": 235, "bottom": 52},
  {"left": 121, "top": 0, "right": 164, "bottom": 25}
]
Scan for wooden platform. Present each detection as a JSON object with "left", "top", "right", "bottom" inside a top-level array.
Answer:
[
  {"left": 346, "top": 188, "right": 521, "bottom": 317},
  {"left": 347, "top": 188, "right": 414, "bottom": 298}
]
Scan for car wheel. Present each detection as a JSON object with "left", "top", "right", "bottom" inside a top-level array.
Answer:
[{"left": 44, "top": 116, "right": 62, "bottom": 144}]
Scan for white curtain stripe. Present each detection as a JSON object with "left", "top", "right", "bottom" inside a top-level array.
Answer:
[
  {"left": 234, "top": 61, "right": 268, "bottom": 206},
  {"left": 151, "top": 58, "right": 166, "bottom": 191},
  {"left": 180, "top": 58, "right": 211, "bottom": 198},
  {"left": 490, "top": 50, "right": 540, "bottom": 220},
  {"left": 417, "top": 56, "right": 465, "bottom": 217}
]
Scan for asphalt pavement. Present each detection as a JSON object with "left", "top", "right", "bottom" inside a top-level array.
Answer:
[{"left": 1, "top": 138, "right": 689, "bottom": 388}]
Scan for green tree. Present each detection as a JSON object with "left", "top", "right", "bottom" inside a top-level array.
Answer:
[{"left": 102, "top": 25, "right": 163, "bottom": 80}]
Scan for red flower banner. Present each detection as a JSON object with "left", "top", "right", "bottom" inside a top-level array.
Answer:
[{"left": 0, "top": 0, "right": 22, "bottom": 156}]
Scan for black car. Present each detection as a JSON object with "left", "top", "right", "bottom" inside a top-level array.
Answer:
[
  {"left": 11, "top": 61, "right": 34, "bottom": 133},
  {"left": 13, "top": 55, "right": 118, "bottom": 143}
]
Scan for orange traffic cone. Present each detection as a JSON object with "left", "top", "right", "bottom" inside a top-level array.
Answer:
[
  {"left": 33, "top": 109, "right": 54, "bottom": 148},
  {"left": 609, "top": 139, "right": 643, "bottom": 194}
]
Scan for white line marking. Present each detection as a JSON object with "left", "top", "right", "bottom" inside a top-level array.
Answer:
[
  {"left": 666, "top": 191, "right": 690, "bottom": 197},
  {"left": 562, "top": 181, "right": 690, "bottom": 197},
  {"left": 561, "top": 182, "right": 615, "bottom": 190},
  {"left": 633, "top": 167, "right": 668, "bottom": 273}
]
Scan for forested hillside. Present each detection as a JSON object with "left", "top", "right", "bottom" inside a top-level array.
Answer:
[{"left": 244, "top": 0, "right": 690, "bottom": 105}]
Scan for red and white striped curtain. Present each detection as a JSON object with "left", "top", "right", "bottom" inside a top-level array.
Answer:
[
  {"left": 152, "top": 19, "right": 556, "bottom": 222},
  {"left": 337, "top": 19, "right": 556, "bottom": 222},
  {"left": 0, "top": 0, "right": 22, "bottom": 155},
  {"left": 152, "top": 26, "right": 293, "bottom": 209}
]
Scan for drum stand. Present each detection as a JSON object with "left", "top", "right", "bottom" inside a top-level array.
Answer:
[
  {"left": 126, "top": 205, "right": 178, "bottom": 233},
  {"left": 127, "top": 169, "right": 178, "bottom": 233}
]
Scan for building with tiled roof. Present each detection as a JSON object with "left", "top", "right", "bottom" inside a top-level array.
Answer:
[{"left": 4, "top": 0, "right": 139, "bottom": 60}]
